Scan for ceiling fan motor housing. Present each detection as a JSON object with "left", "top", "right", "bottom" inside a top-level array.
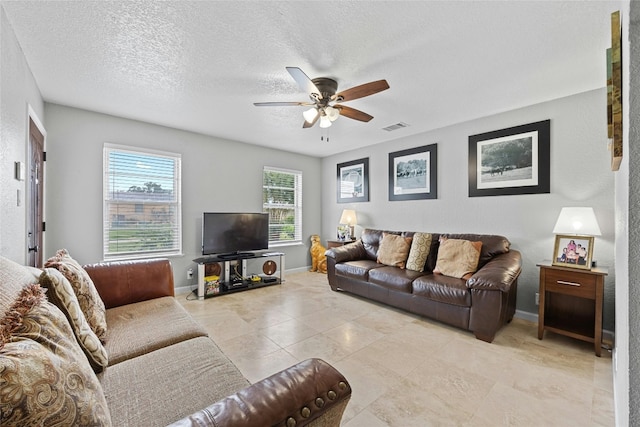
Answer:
[{"left": 311, "top": 78, "right": 338, "bottom": 104}]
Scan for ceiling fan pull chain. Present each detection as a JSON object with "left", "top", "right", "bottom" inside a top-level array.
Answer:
[{"left": 321, "top": 128, "right": 330, "bottom": 142}]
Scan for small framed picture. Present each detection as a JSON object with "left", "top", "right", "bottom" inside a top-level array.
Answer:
[
  {"left": 388, "top": 143, "right": 437, "bottom": 201},
  {"left": 337, "top": 158, "right": 369, "bottom": 203},
  {"left": 337, "top": 225, "right": 350, "bottom": 240},
  {"left": 552, "top": 235, "right": 594, "bottom": 270}
]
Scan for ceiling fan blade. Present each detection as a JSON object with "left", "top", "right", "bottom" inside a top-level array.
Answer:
[
  {"left": 303, "top": 113, "right": 319, "bottom": 128},
  {"left": 253, "top": 101, "right": 313, "bottom": 107},
  {"left": 334, "top": 80, "right": 390, "bottom": 102},
  {"left": 286, "top": 67, "right": 322, "bottom": 99},
  {"left": 336, "top": 105, "right": 374, "bottom": 122}
]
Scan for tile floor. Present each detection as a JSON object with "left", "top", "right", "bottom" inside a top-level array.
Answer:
[{"left": 178, "top": 271, "right": 614, "bottom": 426}]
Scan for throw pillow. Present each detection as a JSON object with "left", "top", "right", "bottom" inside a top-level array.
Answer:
[
  {"left": 0, "top": 255, "right": 42, "bottom": 318},
  {"left": 405, "top": 232, "right": 432, "bottom": 272},
  {"left": 377, "top": 233, "right": 413, "bottom": 269},
  {"left": 0, "top": 284, "right": 112, "bottom": 426},
  {"left": 433, "top": 236, "right": 483, "bottom": 280},
  {"left": 39, "top": 268, "right": 108, "bottom": 372},
  {"left": 44, "top": 249, "right": 107, "bottom": 342}
]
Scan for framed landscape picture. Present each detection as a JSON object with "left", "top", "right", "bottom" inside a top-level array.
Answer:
[
  {"left": 337, "top": 158, "right": 369, "bottom": 203},
  {"left": 552, "top": 234, "right": 594, "bottom": 270},
  {"left": 468, "top": 119, "right": 550, "bottom": 197},
  {"left": 388, "top": 144, "right": 437, "bottom": 201}
]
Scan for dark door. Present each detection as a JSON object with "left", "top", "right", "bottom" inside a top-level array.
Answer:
[{"left": 27, "top": 117, "right": 45, "bottom": 267}]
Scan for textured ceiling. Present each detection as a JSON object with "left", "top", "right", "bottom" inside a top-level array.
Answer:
[{"left": 2, "top": 1, "right": 619, "bottom": 157}]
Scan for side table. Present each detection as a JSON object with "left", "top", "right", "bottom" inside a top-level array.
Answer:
[
  {"left": 537, "top": 261, "right": 607, "bottom": 356},
  {"left": 327, "top": 239, "right": 356, "bottom": 249}
]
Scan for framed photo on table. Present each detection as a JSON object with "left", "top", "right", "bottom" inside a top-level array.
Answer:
[
  {"left": 388, "top": 144, "right": 437, "bottom": 201},
  {"left": 468, "top": 120, "right": 550, "bottom": 197},
  {"left": 337, "top": 158, "right": 369, "bottom": 203},
  {"left": 552, "top": 234, "right": 594, "bottom": 270}
]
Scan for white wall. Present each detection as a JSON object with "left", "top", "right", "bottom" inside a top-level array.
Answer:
[
  {"left": 0, "top": 6, "right": 44, "bottom": 263},
  {"left": 616, "top": 1, "right": 637, "bottom": 425},
  {"left": 42, "top": 104, "right": 322, "bottom": 289},
  {"left": 322, "top": 89, "right": 616, "bottom": 329}
]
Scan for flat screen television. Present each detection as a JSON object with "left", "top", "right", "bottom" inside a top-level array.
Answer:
[{"left": 202, "top": 212, "right": 269, "bottom": 257}]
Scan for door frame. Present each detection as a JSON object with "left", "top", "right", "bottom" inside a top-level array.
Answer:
[{"left": 27, "top": 105, "right": 46, "bottom": 266}]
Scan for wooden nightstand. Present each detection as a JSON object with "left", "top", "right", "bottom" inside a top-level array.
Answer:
[
  {"left": 327, "top": 239, "right": 355, "bottom": 249},
  {"left": 537, "top": 261, "right": 607, "bottom": 356}
]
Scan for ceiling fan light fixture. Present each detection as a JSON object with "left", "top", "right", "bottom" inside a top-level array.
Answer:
[
  {"left": 325, "top": 106, "right": 340, "bottom": 121},
  {"left": 303, "top": 107, "right": 319, "bottom": 123},
  {"left": 319, "top": 115, "right": 332, "bottom": 128}
]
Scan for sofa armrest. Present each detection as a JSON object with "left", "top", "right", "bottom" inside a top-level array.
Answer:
[
  {"left": 167, "top": 358, "right": 351, "bottom": 427},
  {"left": 325, "top": 240, "right": 366, "bottom": 263},
  {"left": 467, "top": 250, "right": 522, "bottom": 292},
  {"left": 83, "top": 258, "right": 174, "bottom": 309}
]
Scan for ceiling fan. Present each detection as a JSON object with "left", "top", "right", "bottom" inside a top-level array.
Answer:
[{"left": 254, "top": 67, "right": 390, "bottom": 129}]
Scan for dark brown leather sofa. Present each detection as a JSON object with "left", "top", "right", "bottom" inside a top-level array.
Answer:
[{"left": 325, "top": 228, "right": 522, "bottom": 342}]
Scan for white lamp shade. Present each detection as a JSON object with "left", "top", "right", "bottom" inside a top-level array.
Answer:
[
  {"left": 303, "top": 107, "right": 318, "bottom": 123},
  {"left": 319, "top": 115, "right": 332, "bottom": 128},
  {"left": 552, "top": 207, "right": 601, "bottom": 236},
  {"left": 339, "top": 209, "right": 357, "bottom": 225},
  {"left": 325, "top": 106, "right": 340, "bottom": 121}
]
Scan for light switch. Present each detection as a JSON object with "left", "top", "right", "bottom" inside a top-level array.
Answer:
[{"left": 14, "top": 162, "right": 25, "bottom": 181}]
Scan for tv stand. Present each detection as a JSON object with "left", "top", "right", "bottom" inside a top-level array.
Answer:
[{"left": 193, "top": 251, "right": 284, "bottom": 299}]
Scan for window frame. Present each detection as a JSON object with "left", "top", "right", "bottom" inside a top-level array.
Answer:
[
  {"left": 103, "top": 143, "right": 182, "bottom": 260},
  {"left": 262, "top": 166, "right": 302, "bottom": 247}
]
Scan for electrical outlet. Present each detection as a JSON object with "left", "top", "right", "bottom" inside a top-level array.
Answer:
[
  {"left": 187, "top": 268, "right": 193, "bottom": 280},
  {"left": 535, "top": 292, "right": 539, "bottom": 305}
]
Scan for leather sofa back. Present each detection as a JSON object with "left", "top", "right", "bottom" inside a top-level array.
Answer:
[
  {"left": 360, "top": 229, "right": 511, "bottom": 273},
  {"left": 84, "top": 258, "right": 174, "bottom": 309}
]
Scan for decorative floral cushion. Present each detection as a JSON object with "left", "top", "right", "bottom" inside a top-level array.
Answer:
[
  {"left": 377, "top": 233, "right": 413, "bottom": 269},
  {"left": 405, "top": 232, "right": 432, "bottom": 272},
  {"left": 39, "top": 268, "right": 108, "bottom": 372},
  {"left": 0, "top": 284, "right": 112, "bottom": 426},
  {"left": 0, "top": 256, "right": 42, "bottom": 319},
  {"left": 434, "top": 236, "right": 483, "bottom": 280},
  {"left": 44, "top": 249, "right": 107, "bottom": 342}
]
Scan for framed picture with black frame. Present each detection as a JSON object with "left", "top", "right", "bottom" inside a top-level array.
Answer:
[
  {"left": 388, "top": 144, "right": 437, "bottom": 201},
  {"left": 337, "top": 158, "right": 369, "bottom": 203},
  {"left": 468, "top": 119, "right": 550, "bottom": 197}
]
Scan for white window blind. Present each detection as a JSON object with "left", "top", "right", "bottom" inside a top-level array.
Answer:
[
  {"left": 103, "top": 144, "right": 182, "bottom": 260},
  {"left": 263, "top": 167, "right": 302, "bottom": 245}
]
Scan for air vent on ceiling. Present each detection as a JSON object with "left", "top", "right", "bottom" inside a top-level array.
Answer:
[{"left": 382, "top": 122, "right": 409, "bottom": 132}]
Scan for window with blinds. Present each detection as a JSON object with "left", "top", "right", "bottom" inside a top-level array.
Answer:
[
  {"left": 263, "top": 167, "right": 302, "bottom": 245},
  {"left": 103, "top": 144, "right": 182, "bottom": 259}
]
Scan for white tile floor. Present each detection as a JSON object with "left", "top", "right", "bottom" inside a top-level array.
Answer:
[{"left": 179, "top": 271, "right": 614, "bottom": 426}]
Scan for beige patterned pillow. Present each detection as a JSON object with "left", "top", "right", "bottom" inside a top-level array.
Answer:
[
  {"left": 433, "top": 237, "right": 482, "bottom": 280},
  {"left": 405, "top": 232, "right": 432, "bottom": 272},
  {"left": 377, "top": 233, "right": 413, "bottom": 269},
  {"left": 45, "top": 249, "right": 107, "bottom": 342},
  {"left": 39, "top": 268, "right": 108, "bottom": 372},
  {"left": 0, "top": 255, "right": 42, "bottom": 317},
  {"left": 0, "top": 284, "right": 112, "bottom": 426}
]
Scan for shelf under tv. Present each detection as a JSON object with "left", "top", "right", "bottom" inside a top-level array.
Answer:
[{"left": 193, "top": 251, "right": 284, "bottom": 299}]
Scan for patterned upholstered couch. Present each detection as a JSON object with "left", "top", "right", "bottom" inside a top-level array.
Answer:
[
  {"left": 0, "top": 254, "right": 351, "bottom": 426},
  {"left": 326, "top": 228, "right": 522, "bottom": 342}
]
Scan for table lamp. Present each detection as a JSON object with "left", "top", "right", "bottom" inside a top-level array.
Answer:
[
  {"left": 339, "top": 209, "right": 357, "bottom": 240},
  {"left": 552, "top": 207, "right": 601, "bottom": 269}
]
